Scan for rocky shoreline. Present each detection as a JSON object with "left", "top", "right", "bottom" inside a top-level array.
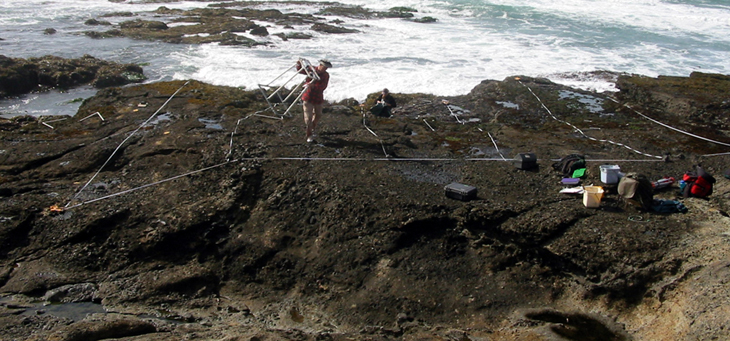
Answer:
[
  {"left": 0, "top": 55, "right": 146, "bottom": 99},
  {"left": 2, "top": 1, "right": 730, "bottom": 340},
  {"left": 0, "top": 71, "right": 729, "bottom": 340}
]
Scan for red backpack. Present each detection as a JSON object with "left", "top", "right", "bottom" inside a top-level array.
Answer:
[{"left": 682, "top": 166, "right": 715, "bottom": 198}]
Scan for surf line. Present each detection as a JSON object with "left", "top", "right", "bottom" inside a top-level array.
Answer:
[
  {"left": 606, "top": 97, "right": 730, "bottom": 156},
  {"left": 516, "top": 78, "right": 663, "bottom": 160},
  {"left": 64, "top": 80, "right": 191, "bottom": 209}
]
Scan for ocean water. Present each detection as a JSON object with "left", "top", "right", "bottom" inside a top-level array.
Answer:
[{"left": 0, "top": 0, "right": 729, "bottom": 118}]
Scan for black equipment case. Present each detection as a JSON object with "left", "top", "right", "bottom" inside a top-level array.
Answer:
[
  {"left": 445, "top": 183, "right": 477, "bottom": 201},
  {"left": 513, "top": 153, "right": 537, "bottom": 170}
]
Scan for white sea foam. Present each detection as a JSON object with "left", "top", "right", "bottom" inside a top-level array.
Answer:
[
  {"left": 484, "top": 0, "right": 730, "bottom": 42},
  {"left": 166, "top": 0, "right": 730, "bottom": 101},
  {"left": 0, "top": 0, "right": 729, "bottom": 115}
]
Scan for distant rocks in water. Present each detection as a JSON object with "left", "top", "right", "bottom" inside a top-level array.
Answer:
[
  {"left": 109, "top": 0, "right": 179, "bottom": 3},
  {"left": 84, "top": 18, "right": 112, "bottom": 26},
  {"left": 410, "top": 16, "right": 438, "bottom": 23},
  {"left": 317, "top": 5, "right": 377, "bottom": 19},
  {"left": 120, "top": 19, "right": 169, "bottom": 31},
  {"left": 99, "top": 11, "right": 136, "bottom": 18},
  {"left": 311, "top": 23, "right": 359, "bottom": 34},
  {"left": 79, "top": 2, "right": 438, "bottom": 46},
  {"left": 273, "top": 32, "right": 313, "bottom": 41},
  {"left": 249, "top": 25, "right": 269, "bottom": 36},
  {"left": 0, "top": 55, "right": 147, "bottom": 99},
  {"left": 378, "top": 7, "right": 418, "bottom": 18},
  {"left": 315, "top": 5, "right": 425, "bottom": 20},
  {"left": 43, "top": 28, "right": 57, "bottom": 35}
]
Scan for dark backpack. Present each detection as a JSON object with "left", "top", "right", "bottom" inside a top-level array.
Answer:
[
  {"left": 682, "top": 165, "right": 715, "bottom": 198},
  {"left": 552, "top": 154, "right": 586, "bottom": 177},
  {"left": 618, "top": 172, "right": 654, "bottom": 211}
]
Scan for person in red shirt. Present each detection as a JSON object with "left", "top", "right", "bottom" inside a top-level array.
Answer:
[{"left": 297, "top": 59, "right": 331, "bottom": 143}]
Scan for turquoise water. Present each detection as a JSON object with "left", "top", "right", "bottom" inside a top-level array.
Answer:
[{"left": 0, "top": 0, "right": 728, "bottom": 117}]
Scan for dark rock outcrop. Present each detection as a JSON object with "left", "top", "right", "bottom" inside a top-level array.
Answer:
[
  {"left": 617, "top": 72, "right": 730, "bottom": 131},
  {"left": 410, "top": 16, "right": 438, "bottom": 23},
  {"left": 311, "top": 22, "right": 359, "bottom": 34},
  {"left": 84, "top": 18, "right": 112, "bottom": 26},
  {"left": 120, "top": 19, "right": 169, "bottom": 31},
  {"left": 99, "top": 11, "right": 135, "bottom": 18},
  {"left": 249, "top": 25, "right": 269, "bottom": 36},
  {"left": 0, "top": 55, "right": 146, "bottom": 99},
  {"left": 378, "top": 7, "right": 417, "bottom": 19},
  {"left": 273, "top": 32, "right": 313, "bottom": 41}
]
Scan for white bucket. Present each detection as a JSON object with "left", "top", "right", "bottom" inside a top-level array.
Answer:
[
  {"left": 583, "top": 186, "right": 604, "bottom": 208},
  {"left": 600, "top": 165, "right": 621, "bottom": 184}
]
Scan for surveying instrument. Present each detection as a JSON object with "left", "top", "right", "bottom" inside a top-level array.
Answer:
[{"left": 257, "top": 58, "right": 320, "bottom": 118}]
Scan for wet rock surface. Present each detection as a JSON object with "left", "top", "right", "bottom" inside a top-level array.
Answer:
[
  {"left": 0, "top": 74, "right": 729, "bottom": 340},
  {"left": 0, "top": 55, "right": 146, "bottom": 99}
]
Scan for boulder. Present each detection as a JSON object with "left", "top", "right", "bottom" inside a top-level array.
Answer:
[
  {"left": 311, "top": 23, "right": 359, "bottom": 34},
  {"left": 249, "top": 25, "right": 269, "bottom": 36},
  {"left": 84, "top": 19, "right": 112, "bottom": 26}
]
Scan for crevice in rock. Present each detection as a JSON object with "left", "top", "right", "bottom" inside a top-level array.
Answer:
[
  {"left": 390, "top": 217, "right": 453, "bottom": 252},
  {"left": 0, "top": 213, "right": 34, "bottom": 258},
  {"left": 525, "top": 308, "right": 631, "bottom": 341},
  {"left": 65, "top": 209, "right": 131, "bottom": 246},
  {"left": 4, "top": 145, "right": 85, "bottom": 176}
]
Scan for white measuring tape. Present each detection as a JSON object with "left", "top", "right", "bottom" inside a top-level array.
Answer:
[
  {"left": 606, "top": 97, "right": 730, "bottom": 156},
  {"left": 64, "top": 79, "right": 704, "bottom": 212},
  {"left": 518, "top": 80, "right": 663, "bottom": 159},
  {"left": 65, "top": 81, "right": 190, "bottom": 208}
]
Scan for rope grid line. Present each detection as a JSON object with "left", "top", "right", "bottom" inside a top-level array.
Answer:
[
  {"left": 227, "top": 115, "right": 254, "bottom": 161},
  {"left": 361, "top": 108, "right": 391, "bottom": 157},
  {"left": 487, "top": 131, "right": 508, "bottom": 161},
  {"left": 64, "top": 80, "right": 704, "bottom": 211},
  {"left": 64, "top": 81, "right": 190, "bottom": 208},
  {"left": 63, "top": 155, "right": 670, "bottom": 210},
  {"left": 517, "top": 80, "right": 663, "bottom": 159},
  {"left": 605, "top": 97, "right": 730, "bottom": 155},
  {"left": 64, "top": 160, "right": 234, "bottom": 210}
]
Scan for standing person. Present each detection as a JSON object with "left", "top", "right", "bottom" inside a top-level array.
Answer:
[
  {"left": 297, "top": 59, "right": 331, "bottom": 143},
  {"left": 375, "top": 88, "right": 397, "bottom": 117}
]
